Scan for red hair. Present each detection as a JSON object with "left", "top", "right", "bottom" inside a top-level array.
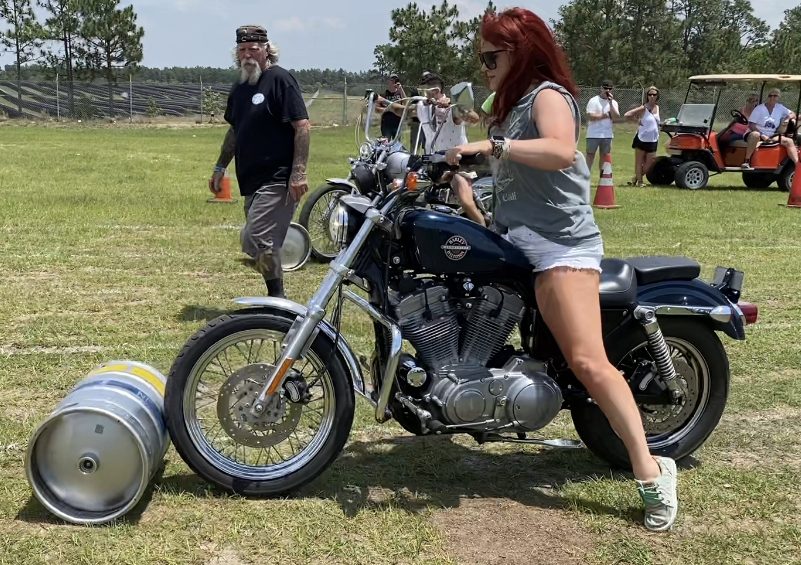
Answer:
[{"left": 481, "top": 8, "right": 578, "bottom": 126}]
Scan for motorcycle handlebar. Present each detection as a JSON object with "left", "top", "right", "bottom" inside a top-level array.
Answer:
[{"left": 425, "top": 151, "right": 486, "bottom": 170}]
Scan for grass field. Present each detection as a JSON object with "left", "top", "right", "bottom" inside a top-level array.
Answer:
[{"left": 0, "top": 121, "right": 800, "bottom": 565}]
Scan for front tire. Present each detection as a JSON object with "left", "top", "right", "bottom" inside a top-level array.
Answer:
[
  {"left": 571, "top": 319, "right": 729, "bottom": 469},
  {"left": 298, "top": 185, "right": 350, "bottom": 262},
  {"left": 165, "top": 311, "right": 355, "bottom": 496},
  {"left": 778, "top": 163, "right": 795, "bottom": 192},
  {"left": 674, "top": 161, "right": 709, "bottom": 189}
]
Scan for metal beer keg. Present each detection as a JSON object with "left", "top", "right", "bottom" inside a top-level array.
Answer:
[{"left": 25, "top": 360, "right": 169, "bottom": 525}]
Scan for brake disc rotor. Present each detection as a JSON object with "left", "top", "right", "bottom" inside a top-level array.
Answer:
[
  {"left": 641, "top": 357, "right": 699, "bottom": 434},
  {"left": 216, "top": 364, "right": 302, "bottom": 448}
]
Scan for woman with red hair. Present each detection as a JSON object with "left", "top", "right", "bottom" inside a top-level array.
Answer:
[{"left": 445, "top": 7, "right": 678, "bottom": 531}]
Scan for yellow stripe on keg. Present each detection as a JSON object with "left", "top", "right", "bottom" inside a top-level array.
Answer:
[{"left": 89, "top": 363, "right": 166, "bottom": 396}]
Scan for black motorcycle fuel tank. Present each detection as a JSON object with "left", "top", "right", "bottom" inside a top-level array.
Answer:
[{"left": 399, "top": 209, "right": 532, "bottom": 275}]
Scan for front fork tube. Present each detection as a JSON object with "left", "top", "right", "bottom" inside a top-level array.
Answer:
[
  {"left": 633, "top": 306, "right": 683, "bottom": 401},
  {"left": 250, "top": 207, "right": 384, "bottom": 416}
]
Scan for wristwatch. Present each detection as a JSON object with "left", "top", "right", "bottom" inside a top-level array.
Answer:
[{"left": 490, "top": 136, "right": 507, "bottom": 159}]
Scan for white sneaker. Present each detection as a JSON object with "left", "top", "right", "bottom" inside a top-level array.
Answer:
[{"left": 636, "top": 456, "right": 678, "bottom": 531}]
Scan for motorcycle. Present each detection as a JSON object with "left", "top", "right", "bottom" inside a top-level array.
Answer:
[
  {"left": 165, "top": 150, "right": 758, "bottom": 496},
  {"left": 299, "top": 84, "right": 493, "bottom": 262}
]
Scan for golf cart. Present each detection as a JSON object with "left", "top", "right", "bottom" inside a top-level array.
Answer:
[{"left": 648, "top": 74, "right": 800, "bottom": 190}]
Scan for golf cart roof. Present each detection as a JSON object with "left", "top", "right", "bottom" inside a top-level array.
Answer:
[{"left": 689, "top": 74, "right": 801, "bottom": 84}]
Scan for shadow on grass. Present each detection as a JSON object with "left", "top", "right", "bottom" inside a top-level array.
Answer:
[
  {"left": 178, "top": 304, "right": 230, "bottom": 322},
  {"left": 646, "top": 182, "right": 787, "bottom": 193},
  {"left": 16, "top": 464, "right": 165, "bottom": 526},
  {"left": 156, "top": 435, "right": 652, "bottom": 523}
]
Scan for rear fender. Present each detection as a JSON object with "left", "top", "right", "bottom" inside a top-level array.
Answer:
[
  {"left": 232, "top": 297, "right": 368, "bottom": 399},
  {"left": 636, "top": 280, "right": 746, "bottom": 340}
]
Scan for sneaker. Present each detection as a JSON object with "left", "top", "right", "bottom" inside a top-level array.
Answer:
[
  {"left": 636, "top": 456, "right": 678, "bottom": 531},
  {"left": 741, "top": 161, "right": 753, "bottom": 170}
]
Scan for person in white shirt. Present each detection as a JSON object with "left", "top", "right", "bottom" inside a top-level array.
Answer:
[
  {"left": 624, "top": 86, "right": 661, "bottom": 187},
  {"left": 741, "top": 88, "right": 798, "bottom": 170},
  {"left": 585, "top": 79, "right": 620, "bottom": 174},
  {"left": 416, "top": 73, "right": 485, "bottom": 225}
]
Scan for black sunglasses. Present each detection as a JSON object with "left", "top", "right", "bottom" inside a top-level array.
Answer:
[
  {"left": 479, "top": 49, "right": 508, "bottom": 70},
  {"left": 647, "top": 92, "right": 658, "bottom": 96},
  {"left": 768, "top": 94, "right": 779, "bottom": 97}
]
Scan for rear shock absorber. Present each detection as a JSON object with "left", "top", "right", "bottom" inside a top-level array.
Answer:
[{"left": 633, "top": 307, "right": 682, "bottom": 402}]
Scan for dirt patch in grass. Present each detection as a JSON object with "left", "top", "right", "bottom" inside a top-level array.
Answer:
[{"left": 431, "top": 497, "right": 594, "bottom": 565}]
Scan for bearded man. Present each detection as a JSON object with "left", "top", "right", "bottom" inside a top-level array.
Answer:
[{"left": 209, "top": 25, "right": 310, "bottom": 298}]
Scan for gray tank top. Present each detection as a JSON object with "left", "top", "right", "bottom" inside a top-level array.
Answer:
[{"left": 494, "top": 82, "right": 600, "bottom": 244}]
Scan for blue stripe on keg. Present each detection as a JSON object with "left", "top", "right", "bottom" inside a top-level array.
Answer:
[{"left": 74, "top": 379, "right": 166, "bottom": 435}]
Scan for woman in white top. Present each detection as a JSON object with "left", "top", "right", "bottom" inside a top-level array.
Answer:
[{"left": 624, "top": 86, "right": 661, "bottom": 187}]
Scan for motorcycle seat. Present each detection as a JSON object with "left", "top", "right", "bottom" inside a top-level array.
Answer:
[
  {"left": 599, "top": 258, "right": 637, "bottom": 307},
  {"left": 626, "top": 256, "right": 700, "bottom": 285}
]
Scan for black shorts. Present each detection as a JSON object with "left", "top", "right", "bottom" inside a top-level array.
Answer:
[{"left": 632, "top": 134, "right": 658, "bottom": 153}]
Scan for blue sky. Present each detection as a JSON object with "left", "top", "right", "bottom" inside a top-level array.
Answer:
[{"left": 0, "top": 0, "right": 795, "bottom": 71}]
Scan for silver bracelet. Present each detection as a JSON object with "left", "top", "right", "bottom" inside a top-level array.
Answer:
[
  {"left": 213, "top": 165, "right": 226, "bottom": 173},
  {"left": 500, "top": 137, "right": 512, "bottom": 160}
]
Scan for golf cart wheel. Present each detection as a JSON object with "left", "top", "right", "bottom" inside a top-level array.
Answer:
[
  {"left": 675, "top": 161, "right": 709, "bottom": 190},
  {"left": 778, "top": 163, "right": 795, "bottom": 192},
  {"left": 646, "top": 156, "right": 676, "bottom": 186},
  {"left": 741, "top": 171, "right": 775, "bottom": 189}
]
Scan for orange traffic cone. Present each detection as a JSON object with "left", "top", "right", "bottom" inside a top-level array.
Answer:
[
  {"left": 784, "top": 162, "right": 801, "bottom": 208},
  {"left": 208, "top": 175, "right": 237, "bottom": 204},
  {"left": 592, "top": 152, "right": 620, "bottom": 209}
]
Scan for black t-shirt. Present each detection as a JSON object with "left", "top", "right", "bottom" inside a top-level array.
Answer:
[
  {"left": 224, "top": 66, "right": 308, "bottom": 196},
  {"left": 380, "top": 88, "right": 403, "bottom": 132}
]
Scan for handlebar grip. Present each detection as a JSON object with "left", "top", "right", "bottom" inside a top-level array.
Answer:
[{"left": 456, "top": 153, "right": 486, "bottom": 168}]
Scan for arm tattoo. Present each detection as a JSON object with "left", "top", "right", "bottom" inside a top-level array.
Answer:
[
  {"left": 216, "top": 127, "right": 236, "bottom": 167},
  {"left": 291, "top": 120, "right": 311, "bottom": 181}
]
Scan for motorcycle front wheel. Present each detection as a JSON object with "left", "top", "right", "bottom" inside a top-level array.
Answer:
[
  {"left": 165, "top": 311, "right": 354, "bottom": 496},
  {"left": 571, "top": 319, "right": 729, "bottom": 469},
  {"left": 298, "top": 185, "right": 350, "bottom": 262}
]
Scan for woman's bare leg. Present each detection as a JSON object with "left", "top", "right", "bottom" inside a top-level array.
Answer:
[{"left": 535, "top": 268, "right": 660, "bottom": 481}]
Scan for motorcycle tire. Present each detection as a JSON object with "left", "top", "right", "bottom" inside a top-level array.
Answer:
[
  {"left": 298, "top": 185, "right": 351, "bottom": 262},
  {"left": 571, "top": 319, "right": 729, "bottom": 469},
  {"left": 165, "top": 311, "right": 354, "bottom": 496}
]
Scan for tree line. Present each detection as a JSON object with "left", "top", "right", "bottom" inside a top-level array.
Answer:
[
  {"left": 2, "top": 0, "right": 800, "bottom": 117},
  {"left": 0, "top": 0, "right": 143, "bottom": 115}
]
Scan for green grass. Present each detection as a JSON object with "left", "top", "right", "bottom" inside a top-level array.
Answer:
[{"left": 0, "top": 122, "right": 799, "bottom": 564}]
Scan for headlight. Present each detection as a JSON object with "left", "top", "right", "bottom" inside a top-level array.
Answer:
[
  {"left": 328, "top": 202, "right": 350, "bottom": 248},
  {"left": 359, "top": 142, "right": 373, "bottom": 160}
]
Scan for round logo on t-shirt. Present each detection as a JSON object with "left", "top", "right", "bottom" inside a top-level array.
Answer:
[{"left": 252, "top": 93, "right": 265, "bottom": 105}]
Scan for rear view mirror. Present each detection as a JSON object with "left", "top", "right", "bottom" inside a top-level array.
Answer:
[{"left": 450, "top": 82, "right": 474, "bottom": 112}]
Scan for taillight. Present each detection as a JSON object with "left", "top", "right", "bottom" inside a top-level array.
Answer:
[{"left": 738, "top": 301, "right": 758, "bottom": 324}]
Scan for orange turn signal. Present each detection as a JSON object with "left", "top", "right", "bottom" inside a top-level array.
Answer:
[{"left": 406, "top": 172, "right": 419, "bottom": 191}]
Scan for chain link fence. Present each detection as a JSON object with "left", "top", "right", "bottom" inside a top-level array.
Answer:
[{"left": 1, "top": 80, "right": 798, "bottom": 128}]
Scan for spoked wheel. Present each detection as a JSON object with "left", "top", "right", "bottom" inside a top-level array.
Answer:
[
  {"left": 298, "top": 185, "right": 350, "bottom": 262},
  {"left": 571, "top": 319, "right": 729, "bottom": 469},
  {"left": 165, "top": 311, "right": 354, "bottom": 495}
]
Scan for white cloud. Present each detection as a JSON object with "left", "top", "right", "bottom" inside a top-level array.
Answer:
[
  {"left": 321, "top": 17, "right": 346, "bottom": 30},
  {"left": 275, "top": 17, "right": 307, "bottom": 33}
]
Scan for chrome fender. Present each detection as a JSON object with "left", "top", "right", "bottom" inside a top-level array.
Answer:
[{"left": 232, "top": 297, "right": 369, "bottom": 401}]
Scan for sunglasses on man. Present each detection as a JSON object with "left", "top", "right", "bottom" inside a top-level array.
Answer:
[{"left": 479, "top": 49, "right": 508, "bottom": 70}]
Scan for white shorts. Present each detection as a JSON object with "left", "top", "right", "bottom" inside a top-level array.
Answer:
[{"left": 504, "top": 225, "right": 604, "bottom": 273}]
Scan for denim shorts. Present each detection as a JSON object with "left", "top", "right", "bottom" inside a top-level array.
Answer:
[{"left": 504, "top": 225, "right": 604, "bottom": 273}]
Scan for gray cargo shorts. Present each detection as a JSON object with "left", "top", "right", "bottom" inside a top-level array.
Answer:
[
  {"left": 240, "top": 182, "right": 296, "bottom": 279},
  {"left": 586, "top": 137, "right": 612, "bottom": 155}
]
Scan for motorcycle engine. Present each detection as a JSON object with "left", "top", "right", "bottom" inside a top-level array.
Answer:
[{"left": 394, "top": 283, "right": 563, "bottom": 432}]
